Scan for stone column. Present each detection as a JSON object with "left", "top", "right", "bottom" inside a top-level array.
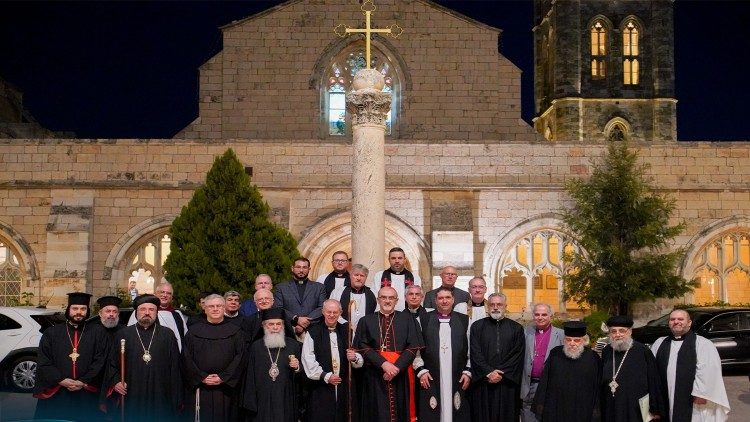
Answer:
[{"left": 346, "top": 69, "right": 390, "bottom": 282}]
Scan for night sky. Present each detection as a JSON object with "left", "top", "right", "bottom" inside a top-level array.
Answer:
[{"left": 0, "top": 0, "right": 747, "bottom": 141}]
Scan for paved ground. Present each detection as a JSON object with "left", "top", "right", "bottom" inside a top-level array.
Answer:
[{"left": 1, "top": 374, "right": 748, "bottom": 421}]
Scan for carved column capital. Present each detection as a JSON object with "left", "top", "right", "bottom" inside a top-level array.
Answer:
[{"left": 346, "top": 90, "right": 392, "bottom": 127}]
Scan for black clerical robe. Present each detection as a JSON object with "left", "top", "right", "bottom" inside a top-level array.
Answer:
[
  {"left": 303, "top": 322, "right": 357, "bottom": 422},
  {"left": 532, "top": 346, "right": 602, "bottom": 422},
  {"left": 601, "top": 341, "right": 663, "bottom": 422},
  {"left": 416, "top": 311, "right": 471, "bottom": 422},
  {"left": 103, "top": 324, "right": 183, "bottom": 421},
  {"left": 469, "top": 316, "right": 525, "bottom": 422},
  {"left": 243, "top": 337, "right": 301, "bottom": 422},
  {"left": 353, "top": 311, "right": 423, "bottom": 422},
  {"left": 34, "top": 321, "right": 110, "bottom": 420},
  {"left": 183, "top": 320, "right": 247, "bottom": 422}
]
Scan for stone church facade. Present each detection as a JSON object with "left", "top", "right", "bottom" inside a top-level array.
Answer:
[{"left": 1, "top": 0, "right": 748, "bottom": 319}]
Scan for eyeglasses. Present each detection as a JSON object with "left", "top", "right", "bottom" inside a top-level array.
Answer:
[{"left": 332, "top": 259, "right": 348, "bottom": 263}]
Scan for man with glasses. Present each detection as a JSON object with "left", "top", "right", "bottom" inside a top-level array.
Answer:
[
  {"left": 466, "top": 276, "right": 489, "bottom": 328},
  {"left": 422, "top": 265, "right": 470, "bottom": 313},
  {"left": 469, "top": 293, "right": 525, "bottom": 421},
  {"left": 240, "top": 274, "right": 273, "bottom": 317},
  {"left": 315, "top": 250, "right": 351, "bottom": 298},
  {"left": 126, "top": 282, "right": 187, "bottom": 351},
  {"left": 353, "top": 286, "right": 423, "bottom": 422},
  {"left": 601, "top": 315, "right": 664, "bottom": 422}
]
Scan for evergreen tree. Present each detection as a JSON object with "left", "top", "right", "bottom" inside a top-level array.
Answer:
[
  {"left": 561, "top": 141, "right": 695, "bottom": 315},
  {"left": 164, "top": 148, "right": 299, "bottom": 311}
]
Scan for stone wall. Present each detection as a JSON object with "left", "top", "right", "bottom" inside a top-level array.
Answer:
[
  {"left": 179, "top": 0, "right": 538, "bottom": 142},
  {"left": 2, "top": 138, "right": 750, "bottom": 313}
]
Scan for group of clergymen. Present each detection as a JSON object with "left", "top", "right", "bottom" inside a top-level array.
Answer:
[{"left": 31, "top": 247, "right": 732, "bottom": 422}]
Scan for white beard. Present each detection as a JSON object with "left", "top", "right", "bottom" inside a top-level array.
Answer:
[
  {"left": 263, "top": 331, "right": 286, "bottom": 349},
  {"left": 563, "top": 343, "right": 584, "bottom": 359},
  {"left": 611, "top": 337, "right": 633, "bottom": 352},
  {"left": 101, "top": 316, "right": 120, "bottom": 329},
  {"left": 490, "top": 310, "right": 505, "bottom": 320}
]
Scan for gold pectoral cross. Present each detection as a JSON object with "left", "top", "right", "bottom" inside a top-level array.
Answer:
[
  {"left": 334, "top": 0, "right": 403, "bottom": 69},
  {"left": 69, "top": 348, "right": 80, "bottom": 362}
]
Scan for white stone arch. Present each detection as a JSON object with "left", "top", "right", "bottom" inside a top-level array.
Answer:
[
  {"left": 484, "top": 213, "right": 580, "bottom": 314},
  {"left": 0, "top": 220, "right": 39, "bottom": 306},
  {"left": 604, "top": 117, "right": 631, "bottom": 141},
  {"left": 103, "top": 214, "right": 177, "bottom": 292},
  {"left": 297, "top": 210, "right": 429, "bottom": 286},
  {"left": 680, "top": 215, "right": 750, "bottom": 303}
]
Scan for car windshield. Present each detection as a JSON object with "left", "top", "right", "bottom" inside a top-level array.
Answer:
[{"left": 31, "top": 313, "right": 66, "bottom": 332}]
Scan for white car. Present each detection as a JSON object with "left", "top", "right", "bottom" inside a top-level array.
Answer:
[{"left": 0, "top": 306, "right": 65, "bottom": 392}]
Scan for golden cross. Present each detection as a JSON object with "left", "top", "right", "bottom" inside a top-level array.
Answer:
[{"left": 334, "top": 0, "right": 403, "bottom": 69}]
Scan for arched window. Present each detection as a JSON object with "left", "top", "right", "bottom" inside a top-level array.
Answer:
[
  {"left": 691, "top": 231, "right": 750, "bottom": 304},
  {"left": 0, "top": 242, "right": 23, "bottom": 306},
  {"left": 604, "top": 117, "right": 631, "bottom": 142},
  {"left": 324, "top": 44, "right": 399, "bottom": 136},
  {"left": 125, "top": 232, "right": 171, "bottom": 294},
  {"left": 623, "top": 20, "right": 640, "bottom": 85},
  {"left": 591, "top": 21, "right": 607, "bottom": 79},
  {"left": 499, "top": 230, "right": 581, "bottom": 314}
]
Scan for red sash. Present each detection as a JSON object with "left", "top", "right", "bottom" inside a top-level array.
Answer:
[{"left": 380, "top": 351, "right": 417, "bottom": 422}]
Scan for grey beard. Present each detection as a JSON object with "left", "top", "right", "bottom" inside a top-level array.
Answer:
[
  {"left": 490, "top": 311, "right": 505, "bottom": 320},
  {"left": 563, "top": 344, "right": 584, "bottom": 360},
  {"left": 138, "top": 316, "right": 155, "bottom": 328},
  {"left": 263, "top": 331, "right": 286, "bottom": 349},
  {"left": 611, "top": 337, "right": 633, "bottom": 352},
  {"left": 102, "top": 316, "right": 120, "bottom": 329}
]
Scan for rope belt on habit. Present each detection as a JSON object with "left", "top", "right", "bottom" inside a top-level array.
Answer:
[{"left": 530, "top": 377, "right": 540, "bottom": 383}]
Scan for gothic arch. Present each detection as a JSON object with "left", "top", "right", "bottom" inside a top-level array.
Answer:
[
  {"left": 484, "top": 213, "right": 581, "bottom": 314},
  {"left": 619, "top": 15, "right": 646, "bottom": 33},
  {"left": 604, "top": 117, "right": 632, "bottom": 141},
  {"left": 103, "top": 214, "right": 177, "bottom": 291},
  {"left": 0, "top": 219, "right": 40, "bottom": 285},
  {"left": 680, "top": 216, "right": 750, "bottom": 278},
  {"left": 310, "top": 34, "right": 411, "bottom": 139},
  {"left": 297, "top": 210, "right": 430, "bottom": 286}
]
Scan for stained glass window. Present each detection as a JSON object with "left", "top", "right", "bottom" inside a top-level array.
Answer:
[{"left": 325, "top": 45, "right": 397, "bottom": 136}]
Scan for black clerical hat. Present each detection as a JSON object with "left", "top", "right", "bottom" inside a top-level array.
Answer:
[
  {"left": 133, "top": 294, "right": 160, "bottom": 310},
  {"left": 97, "top": 295, "right": 122, "bottom": 308},
  {"left": 563, "top": 321, "right": 587, "bottom": 337},
  {"left": 261, "top": 308, "right": 285, "bottom": 321},
  {"left": 606, "top": 315, "right": 633, "bottom": 328},
  {"left": 67, "top": 292, "right": 92, "bottom": 307}
]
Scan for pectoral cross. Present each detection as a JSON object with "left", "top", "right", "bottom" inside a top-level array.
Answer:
[
  {"left": 334, "top": 0, "right": 403, "bottom": 69},
  {"left": 69, "top": 348, "right": 80, "bottom": 362},
  {"left": 609, "top": 380, "right": 619, "bottom": 395},
  {"left": 440, "top": 341, "right": 449, "bottom": 354}
]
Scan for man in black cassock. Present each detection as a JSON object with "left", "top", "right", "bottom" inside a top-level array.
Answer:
[
  {"left": 315, "top": 250, "right": 351, "bottom": 297},
  {"left": 414, "top": 287, "right": 471, "bottom": 422},
  {"left": 600, "top": 315, "right": 663, "bottom": 422},
  {"left": 242, "top": 307, "right": 302, "bottom": 422},
  {"left": 532, "top": 321, "right": 601, "bottom": 421},
  {"left": 103, "top": 294, "right": 183, "bottom": 421},
  {"left": 301, "top": 299, "right": 362, "bottom": 422},
  {"left": 243, "top": 288, "right": 296, "bottom": 344},
  {"left": 329, "top": 263, "right": 376, "bottom": 331},
  {"left": 352, "top": 286, "right": 423, "bottom": 422},
  {"left": 183, "top": 294, "right": 247, "bottom": 421},
  {"left": 34, "top": 292, "right": 110, "bottom": 420},
  {"left": 469, "top": 292, "right": 525, "bottom": 421}
]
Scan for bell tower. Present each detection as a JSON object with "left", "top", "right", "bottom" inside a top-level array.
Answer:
[{"left": 532, "top": 0, "right": 676, "bottom": 142}]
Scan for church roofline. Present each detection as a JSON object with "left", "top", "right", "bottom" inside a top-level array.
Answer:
[{"left": 219, "top": 0, "right": 501, "bottom": 34}]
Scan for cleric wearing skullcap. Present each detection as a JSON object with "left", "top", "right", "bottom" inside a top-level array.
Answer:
[{"left": 532, "top": 320, "right": 601, "bottom": 421}]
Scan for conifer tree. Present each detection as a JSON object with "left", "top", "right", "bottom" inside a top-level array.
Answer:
[
  {"left": 561, "top": 141, "right": 695, "bottom": 315},
  {"left": 164, "top": 148, "right": 299, "bottom": 311}
]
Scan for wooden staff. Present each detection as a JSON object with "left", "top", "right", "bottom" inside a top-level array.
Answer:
[
  {"left": 120, "top": 338, "right": 126, "bottom": 421},
  {"left": 347, "top": 300, "right": 358, "bottom": 422}
]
